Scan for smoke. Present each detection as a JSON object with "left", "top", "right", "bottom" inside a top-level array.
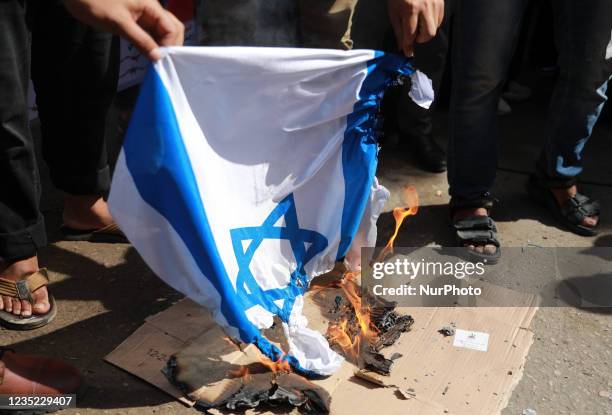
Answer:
[{"left": 196, "top": 0, "right": 299, "bottom": 47}]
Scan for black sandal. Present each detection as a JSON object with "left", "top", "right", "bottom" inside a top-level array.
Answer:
[
  {"left": 527, "top": 175, "right": 600, "bottom": 237},
  {"left": 0, "top": 269, "right": 57, "bottom": 331},
  {"left": 450, "top": 195, "right": 501, "bottom": 265},
  {"left": 60, "top": 222, "right": 127, "bottom": 243}
]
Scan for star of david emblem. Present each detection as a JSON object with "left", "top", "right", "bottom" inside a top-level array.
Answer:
[{"left": 230, "top": 194, "right": 328, "bottom": 322}]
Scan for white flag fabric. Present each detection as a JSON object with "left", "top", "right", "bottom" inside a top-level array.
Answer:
[{"left": 109, "top": 46, "right": 427, "bottom": 376}]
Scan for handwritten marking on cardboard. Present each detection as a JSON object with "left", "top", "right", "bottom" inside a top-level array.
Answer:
[{"left": 452, "top": 329, "right": 489, "bottom": 352}]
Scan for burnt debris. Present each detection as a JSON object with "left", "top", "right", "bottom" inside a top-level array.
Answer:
[
  {"left": 166, "top": 358, "right": 331, "bottom": 414},
  {"left": 362, "top": 351, "right": 394, "bottom": 376},
  {"left": 439, "top": 322, "right": 457, "bottom": 337},
  {"left": 371, "top": 309, "right": 414, "bottom": 352},
  {"left": 326, "top": 280, "right": 414, "bottom": 377},
  {"left": 204, "top": 368, "right": 330, "bottom": 414}
]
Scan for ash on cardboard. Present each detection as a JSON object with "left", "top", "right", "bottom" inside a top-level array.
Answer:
[{"left": 105, "top": 280, "right": 538, "bottom": 415}]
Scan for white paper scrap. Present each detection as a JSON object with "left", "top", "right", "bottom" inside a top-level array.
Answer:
[
  {"left": 452, "top": 329, "right": 489, "bottom": 352},
  {"left": 409, "top": 70, "right": 434, "bottom": 109}
]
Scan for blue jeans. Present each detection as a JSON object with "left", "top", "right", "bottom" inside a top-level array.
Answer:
[
  {"left": 447, "top": 0, "right": 528, "bottom": 200},
  {"left": 537, "top": 0, "right": 612, "bottom": 187}
]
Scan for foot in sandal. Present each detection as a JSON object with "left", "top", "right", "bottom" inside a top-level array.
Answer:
[
  {"left": 550, "top": 185, "right": 599, "bottom": 229},
  {"left": 450, "top": 195, "right": 501, "bottom": 264},
  {"left": 0, "top": 256, "right": 56, "bottom": 330},
  {"left": 60, "top": 194, "right": 127, "bottom": 242},
  {"left": 527, "top": 175, "right": 600, "bottom": 236}
]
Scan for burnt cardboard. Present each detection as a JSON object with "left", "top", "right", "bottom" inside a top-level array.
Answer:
[{"left": 106, "top": 283, "right": 538, "bottom": 415}]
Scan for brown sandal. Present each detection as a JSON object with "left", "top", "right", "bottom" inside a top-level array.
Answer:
[{"left": 0, "top": 269, "right": 57, "bottom": 331}]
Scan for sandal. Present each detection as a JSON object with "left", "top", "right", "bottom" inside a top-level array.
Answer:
[
  {"left": 0, "top": 269, "right": 57, "bottom": 331},
  {"left": 450, "top": 195, "right": 501, "bottom": 265},
  {"left": 527, "top": 175, "right": 600, "bottom": 237},
  {"left": 60, "top": 222, "right": 127, "bottom": 243}
]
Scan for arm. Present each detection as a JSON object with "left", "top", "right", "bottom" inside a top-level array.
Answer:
[
  {"left": 387, "top": 0, "right": 444, "bottom": 56},
  {"left": 63, "top": 0, "right": 185, "bottom": 60}
]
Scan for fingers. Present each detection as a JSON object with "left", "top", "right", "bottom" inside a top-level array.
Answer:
[
  {"left": 402, "top": 7, "right": 419, "bottom": 56},
  {"left": 157, "top": 10, "right": 185, "bottom": 46},
  {"left": 388, "top": 0, "right": 445, "bottom": 56},
  {"left": 133, "top": 2, "right": 185, "bottom": 60},
  {"left": 415, "top": 2, "right": 439, "bottom": 43},
  {"left": 117, "top": 16, "right": 163, "bottom": 60},
  {"left": 436, "top": 0, "right": 444, "bottom": 27},
  {"left": 388, "top": 4, "right": 404, "bottom": 52},
  {"left": 64, "top": 0, "right": 184, "bottom": 62}
]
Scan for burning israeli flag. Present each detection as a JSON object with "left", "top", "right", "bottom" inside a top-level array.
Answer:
[{"left": 109, "top": 47, "right": 431, "bottom": 376}]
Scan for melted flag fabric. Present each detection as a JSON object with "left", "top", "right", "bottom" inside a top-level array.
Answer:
[{"left": 109, "top": 47, "right": 425, "bottom": 376}]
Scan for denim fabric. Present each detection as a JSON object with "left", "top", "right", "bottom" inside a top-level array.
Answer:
[
  {"left": 447, "top": 0, "right": 528, "bottom": 199},
  {"left": 537, "top": 0, "right": 612, "bottom": 187}
]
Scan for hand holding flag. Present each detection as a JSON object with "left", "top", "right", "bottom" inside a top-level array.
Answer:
[{"left": 64, "top": 0, "right": 184, "bottom": 60}]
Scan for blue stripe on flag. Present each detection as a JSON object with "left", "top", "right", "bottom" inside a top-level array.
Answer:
[
  {"left": 122, "top": 68, "right": 290, "bottom": 366},
  {"left": 337, "top": 52, "right": 414, "bottom": 260}
]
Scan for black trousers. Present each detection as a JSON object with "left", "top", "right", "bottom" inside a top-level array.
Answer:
[{"left": 0, "top": 0, "right": 118, "bottom": 260}]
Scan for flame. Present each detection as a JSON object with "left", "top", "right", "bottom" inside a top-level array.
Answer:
[
  {"left": 229, "top": 348, "right": 292, "bottom": 380},
  {"left": 228, "top": 186, "right": 420, "bottom": 375},
  {"left": 377, "top": 186, "right": 419, "bottom": 262},
  {"left": 229, "top": 365, "right": 251, "bottom": 380},
  {"left": 326, "top": 273, "right": 379, "bottom": 362},
  {"left": 326, "top": 187, "right": 419, "bottom": 364},
  {"left": 258, "top": 355, "right": 292, "bottom": 374}
]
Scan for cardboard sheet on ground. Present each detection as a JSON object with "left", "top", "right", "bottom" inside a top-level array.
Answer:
[{"left": 106, "top": 281, "right": 538, "bottom": 415}]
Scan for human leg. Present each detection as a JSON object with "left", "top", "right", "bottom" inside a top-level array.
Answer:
[
  {"left": 0, "top": 0, "right": 51, "bottom": 322},
  {"left": 30, "top": 0, "right": 121, "bottom": 237},
  {"left": 531, "top": 0, "right": 612, "bottom": 235},
  {"left": 447, "top": 0, "right": 527, "bottom": 259}
]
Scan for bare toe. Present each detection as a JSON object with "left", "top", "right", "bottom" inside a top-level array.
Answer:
[
  {"left": 582, "top": 216, "right": 598, "bottom": 228},
  {"left": 3, "top": 295, "right": 12, "bottom": 313},
  {"left": 11, "top": 297, "right": 21, "bottom": 316},
  {"left": 31, "top": 286, "right": 50, "bottom": 315},
  {"left": 21, "top": 300, "right": 32, "bottom": 317},
  {"left": 484, "top": 244, "right": 497, "bottom": 255},
  {"left": 474, "top": 245, "right": 484, "bottom": 254}
]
